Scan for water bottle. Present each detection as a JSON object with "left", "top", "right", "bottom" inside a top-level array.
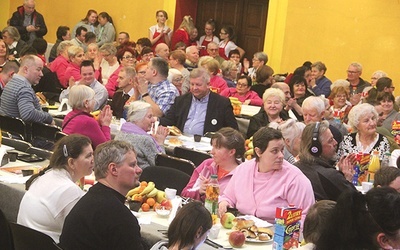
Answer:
[{"left": 205, "top": 175, "right": 219, "bottom": 215}]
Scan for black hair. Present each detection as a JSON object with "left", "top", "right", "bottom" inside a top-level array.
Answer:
[{"left": 56, "top": 26, "right": 70, "bottom": 40}]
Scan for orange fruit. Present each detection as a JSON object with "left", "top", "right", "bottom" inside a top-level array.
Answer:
[
  {"left": 140, "top": 181, "right": 148, "bottom": 187},
  {"left": 146, "top": 197, "right": 156, "bottom": 207},
  {"left": 132, "top": 194, "right": 143, "bottom": 203},
  {"left": 153, "top": 202, "right": 161, "bottom": 211},
  {"left": 141, "top": 203, "right": 150, "bottom": 212},
  {"left": 246, "top": 154, "right": 252, "bottom": 160},
  {"left": 245, "top": 139, "right": 250, "bottom": 145}
]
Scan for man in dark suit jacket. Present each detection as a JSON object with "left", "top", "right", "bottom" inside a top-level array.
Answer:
[{"left": 160, "top": 68, "right": 238, "bottom": 135}]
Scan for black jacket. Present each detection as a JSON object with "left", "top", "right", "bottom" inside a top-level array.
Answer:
[{"left": 10, "top": 6, "right": 47, "bottom": 42}]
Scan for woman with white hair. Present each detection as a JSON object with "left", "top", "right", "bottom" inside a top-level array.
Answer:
[
  {"left": 277, "top": 119, "right": 305, "bottom": 164},
  {"left": 338, "top": 103, "right": 390, "bottom": 160},
  {"left": 62, "top": 85, "right": 112, "bottom": 149},
  {"left": 247, "top": 88, "right": 289, "bottom": 138},
  {"left": 114, "top": 101, "right": 169, "bottom": 169},
  {"left": 168, "top": 68, "right": 183, "bottom": 95}
]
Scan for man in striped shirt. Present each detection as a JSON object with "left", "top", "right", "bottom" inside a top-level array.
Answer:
[{"left": 0, "top": 55, "right": 54, "bottom": 124}]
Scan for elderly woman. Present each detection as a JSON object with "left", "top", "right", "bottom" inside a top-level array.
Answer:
[
  {"left": 0, "top": 39, "right": 9, "bottom": 70},
  {"left": 64, "top": 46, "right": 85, "bottom": 87},
  {"left": 220, "top": 60, "right": 238, "bottom": 87},
  {"left": 1, "top": 26, "right": 27, "bottom": 60},
  {"left": 62, "top": 85, "right": 112, "bottom": 149},
  {"left": 247, "top": 88, "right": 289, "bottom": 138},
  {"left": 377, "top": 92, "right": 400, "bottom": 132},
  {"left": 115, "top": 101, "right": 169, "bottom": 169},
  {"left": 85, "top": 42, "right": 99, "bottom": 61},
  {"left": 168, "top": 49, "right": 190, "bottom": 94},
  {"left": 149, "top": 10, "right": 172, "bottom": 49},
  {"left": 309, "top": 61, "right": 332, "bottom": 97},
  {"left": 72, "top": 9, "right": 98, "bottom": 37},
  {"left": 18, "top": 135, "right": 93, "bottom": 243},
  {"left": 277, "top": 119, "right": 305, "bottom": 164},
  {"left": 338, "top": 103, "right": 390, "bottom": 160},
  {"left": 288, "top": 75, "right": 314, "bottom": 121},
  {"left": 218, "top": 127, "right": 315, "bottom": 224},
  {"left": 50, "top": 41, "right": 74, "bottom": 88},
  {"left": 99, "top": 43, "right": 119, "bottom": 85},
  {"left": 105, "top": 47, "right": 136, "bottom": 98},
  {"left": 96, "top": 12, "right": 115, "bottom": 47},
  {"left": 168, "top": 68, "right": 183, "bottom": 95},
  {"left": 181, "top": 128, "right": 245, "bottom": 201},
  {"left": 199, "top": 56, "right": 227, "bottom": 94},
  {"left": 220, "top": 75, "right": 263, "bottom": 106},
  {"left": 370, "top": 70, "right": 387, "bottom": 87},
  {"left": 329, "top": 85, "right": 352, "bottom": 124}
]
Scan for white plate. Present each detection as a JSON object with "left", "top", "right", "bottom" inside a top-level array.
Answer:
[
  {"left": 246, "top": 237, "right": 273, "bottom": 243},
  {"left": 236, "top": 215, "right": 273, "bottom": 228}
]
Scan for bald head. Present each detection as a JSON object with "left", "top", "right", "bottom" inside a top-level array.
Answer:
[
  {"left": 272, "top": 82, "right": 291, "bottom": 101},
  {"left": 155, "top": 43, "right": 169, "bottom": 61}
]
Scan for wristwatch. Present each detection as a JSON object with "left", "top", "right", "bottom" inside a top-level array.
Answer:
[{"left": 141, "top": 93, "right": 149, "bottom": 98}]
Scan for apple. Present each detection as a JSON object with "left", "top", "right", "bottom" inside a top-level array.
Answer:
[
  {"left": 160, "top": 199, "right": 172, "bottom": 210},
  {"left": 229, "top": 230, "right": 245, "bottom": 248},
  {"left": 220, "top": 212, "right": 236, "bottom": 229}
]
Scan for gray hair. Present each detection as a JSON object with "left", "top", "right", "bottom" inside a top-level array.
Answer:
[
  {"left": 278, "top": 119, "right": 306, "bottom": 149},
  {"left": 121, "top": 66, "right": 136, "bottom": 79},
  {"left": 126, "top": 101, "right": 151, "bottom": 123},
  {"left": 302, "top": 96, "right": 325, "bottom": 114},
  {"left": 57, "top": 41, "right": 74, "bottom": 56},
  {"left": 312, "top": 61, "right": 327, "bottom": 73},
  {"left": 185, "top": 45, "right": 198, "bottom": 54},
  {"left": 190, "top": 68, "right": 210, "bottom": 84},
  {"left": 330, "top": 79, "right": 350, "bottom": 90},
  {"left": 167, "top": 68, "right": 182, "bottom": 83},
  {"left": 220, "top": 60, "right": 236, "bottom": 77},
  {"left": 254, "top": 51, "right": 268, "bottom": 64},
  {"left": 349, "top": 62, "right": 363, "bottom": 72},
  {"left": 2, "top": 26, "right": 20, "bottom": 41},
  {"left": 262, "top": 87, "right": 285, "bottom": 104},
  {"left": 99, "top": 43, "right": 117, "bottom": 55},
  {"left": 347, "top": 103, "right": 378, "bottom": 132},
  {"left": 207, "top": 42, "right": 218, "bottom": 49},
  {"left": 68, "top": 85, "right": 95, "bottom": 110},
  {"left": 94, "top": 140, "right": 136, "bottom": 179},
  {"left": 67, "top": 45, "right": 84, "bottom": 59},
  {"left": 372, "top": 70, "right": 387, "bottom": 79}
]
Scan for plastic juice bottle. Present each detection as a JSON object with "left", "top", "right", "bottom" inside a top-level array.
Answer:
[
  {"left": 368, "top": 150, "right": 381, "bottom": 182},
  {"left": 205, "top": 175, "right": 219, "bottom": 215}
]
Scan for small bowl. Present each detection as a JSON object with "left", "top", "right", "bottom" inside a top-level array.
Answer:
[
  {"left": 155, "top": 206, "right": 171, "bottom": 217},
  {"left": 128, "top": 200, "right": 142, "bottom": 212},
  {"left": 21, "top": 169, "right": 34, "bottom": 177}
]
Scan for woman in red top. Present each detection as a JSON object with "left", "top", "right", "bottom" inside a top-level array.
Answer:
[
  {"left": 171, "top": 15, "right": 195, "bottom": 49},
  {"left": 149, "top": 10, "right": 172, "bottom": 50},
  {"left": 199, "top": 19, "right": 220, "bottom": 57}
]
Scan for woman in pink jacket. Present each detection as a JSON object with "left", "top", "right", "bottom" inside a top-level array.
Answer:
[
  {"left": 181, "top": 127, "right": 245, "bottom": 201},
  {"left": 218, "top": 127, "right": 315, "bottom": 224},
  {"left": 220, "top": 75, "right": 263, "bottom": 106}
]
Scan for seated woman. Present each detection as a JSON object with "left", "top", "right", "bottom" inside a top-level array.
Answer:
[
  {"left": 181, "top": 127, "right": 245, "bottom": 201},
  {"left": 50, "top": 41, "right": 73, "bottom": 88},
  {"left": 218, "top": 127, "right": 315, "bottom": 224},
  {"left": 338, "top": 103, "right": 390, "bottom": 160},
  {"left": 250, "top": 65, "right": 275, "bottom": 98},
  {"left": 198, "top": 56, "right": 227, "bottom": 94},
  {"left": 328, "top": 85, "right": 352, "bottom": 126},
  {"left": 114, "top": 101, "right": 169, "bottom": 169},
  {"left": 220, "top": 60, "right": 238, "bottom": 88},
  {"left": 167, "top": 68, "right": 184, "bottom": 95},
  {"left": 62, "top": 85, "right": 112, "bottom": 149},
  {"left": 17, "top": 135, "right": 93, "bottom": 243},
  {"left": 247, "top": 88, "right": 289, "bottom": 138},
  {"left": 220, "top": 75, "right": 263, "bottom": 106},
  {"left": 377, "top": 92, "right": 400, "bottom": 132},
  {"left": 99, "top": 43, "right": 119, "bottom": 85},
  {"left": 288, "top": 75, "right": 313, "bottom": 122},
  {"left": 316, "top": 187, "right": 400, "bottom": 249},
  {"left": 150, "top": 201, "right": 212, "bottom": 250},
  {"left": 374, "top": 166, "right": 400, "bottom": 192},
  {"left": 277, "top": 119, "right": 305, "bottom": 164},
  {"left": 64, "top": 46, "right": 85, "bottom": 87}
]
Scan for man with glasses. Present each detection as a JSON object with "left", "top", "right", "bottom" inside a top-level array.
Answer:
[
  {"left": 206, "top": 42, "right": 225, "bottom": 65},
  {"left": 346, "top": 62, "right": 370, "bottom": 105}
]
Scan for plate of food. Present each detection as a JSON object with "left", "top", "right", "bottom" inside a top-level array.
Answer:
[{"left": 232, "top": 216, "right": 274, "bottom": 243}]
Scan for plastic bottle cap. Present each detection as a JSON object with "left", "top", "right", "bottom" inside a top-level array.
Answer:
[{"left": 210, "top": 174, "right": 218, "bottom": 179}]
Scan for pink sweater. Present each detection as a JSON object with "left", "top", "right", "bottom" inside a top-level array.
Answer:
[
  {"left": 105, "top": 65, "right": 122, "bottom": 98},
  {"left": 50, "top": 56, "right": 69, "bottom": 88},
  {"left": 220, "top": 159, "right": 315, "bottom": 224},
  {"left": 181, "top": 158, "right": 235, "bottom": 201},
  {"left": 220, "top": 88, "right": 263, "bottom": 106},
  {"left": 64, "top": 63, "right": 82, "bottom": 87},
  {"left": 62, "top": 110, "right": 111, "bottom": 149},
  {"left": 210, "top": 75, "right": 228, "bottom": 94}
]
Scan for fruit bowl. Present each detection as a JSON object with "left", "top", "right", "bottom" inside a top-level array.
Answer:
[{"left": 155, "top": 206, "right": 171, "bottom": 217}]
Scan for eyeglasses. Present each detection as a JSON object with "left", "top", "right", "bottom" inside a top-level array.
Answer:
[
  {"left": 237, "top": 83, "right": 248, "bottom": 88},
  {"left": 347, "top": 70, "right": 359, "bottom": 74},
  {"left": 335, "top": 94, "right": 347, "bottom": 99},
  {"left": 172, "top": 77, "right": 183, "bottom": 82}
]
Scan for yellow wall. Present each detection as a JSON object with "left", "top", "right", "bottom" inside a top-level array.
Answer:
[
  {"left": 0, "top": 1, "right": 10, "bottom": 27},
  {"left": 6, "top": 0, "right": 176, "bottom": 43},
  {"left": 266, "top": 0, "right": 400, "bottom": 95}
]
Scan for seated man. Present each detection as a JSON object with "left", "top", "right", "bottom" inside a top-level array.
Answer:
[
  {"left": 70, "top": 26, "right": 88, "bottom": 51},
  {"left": 154, "top": 43, "right": 169, "bottom": 61},
  {"left": 0, "top": 61, "right": 19, "bottom": 96},
  {"left": 160, "top": 68, "right": 238, "bottom": 135},
  {"left": 135, "top": 57, "right": 178, "bottom": 117},
  {"left": 184, "top": 45, "right": 199, "bottom": 71},
  {"left": 59, "top": 60, "right": 108, "bottom": 110},
  {"left": 294, "top": 121, "right": 356, "bottom": 201},
  {"left": 111, "top": 67, "right": 136, "bottom": 119},
  {"left": 60, "top": 140, "right": 145, "bottom": 250},
  {"left": 0, "top": 55, "right": 54, "bottom": 124}
]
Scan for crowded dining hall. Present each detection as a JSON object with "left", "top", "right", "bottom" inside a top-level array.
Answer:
[{"left": 0, "top": 0, "right": 400, "bottom": 249}]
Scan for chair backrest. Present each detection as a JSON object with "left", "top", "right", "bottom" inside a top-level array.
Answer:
[
  {"left": 0, "top": 209, "right": 13, "bottom": 250},
  {"left": 9, "top": 222, "right": 62, "bottom": 250},
  {"left": 155, "top": 153, "right": 196, "bottom": 176},
  {"left": 140, "top": 166, "right": 190, "bottom": 195},
  {"left": 0, "top": 115, "right": 30, "bottom": 141},
  {"left": 174, "top": 147, "right": 212, "bottom": 167},
  {"left": 26, "top": 147, "right": 53, "bottom": 160},
  {"left": 32, "top": 122, "right": 62, "bottom": 142},
  {"left": 1, "top": 137, "right": 32, "bottom": 152},
  {"left": 55, "top": 131, "right": 68, "bottom": 142}
]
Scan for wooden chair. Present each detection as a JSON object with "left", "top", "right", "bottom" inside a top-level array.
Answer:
[
  {"left": 1, "top": 137, "right": 32, "bottom": 152},
  {"left": 0, "top": 115, "right": 30, "bottom": 141},
  {"left": 9, "top": 222, "right": 62, "bottom": 250},
  {"left": 155, "top": 153, "right": 196, "bottom": 176},
  {"left": 174, "top": 147, "right": 211, "bottom": 167},
  {"left": 140, "top": 166, "right": 190, "bottom": 195}
]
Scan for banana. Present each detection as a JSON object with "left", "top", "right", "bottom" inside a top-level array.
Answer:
[
  {"left": 139, "top": 181, "right": 155, "bottom": 196},
  {"left": 126, "top": 186, "right": 141, "bottom": 198},
  {"left": 245, "top": 148, "right": 254, "bottom": 156},
  {"left": 90, "top": 110, "right": 101, "bottom": 116},
  {"left": 229, "top": 97, "right": 239, "bottom": 101},
  {"left": 156, "top": 191, "right": 166, "bottom": 203},
  {"left": 248, "top": 141, "right": 253, "bottom": 149},
  {"left": 146, "top": 188, "right": 159, "bottom": 198}
]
